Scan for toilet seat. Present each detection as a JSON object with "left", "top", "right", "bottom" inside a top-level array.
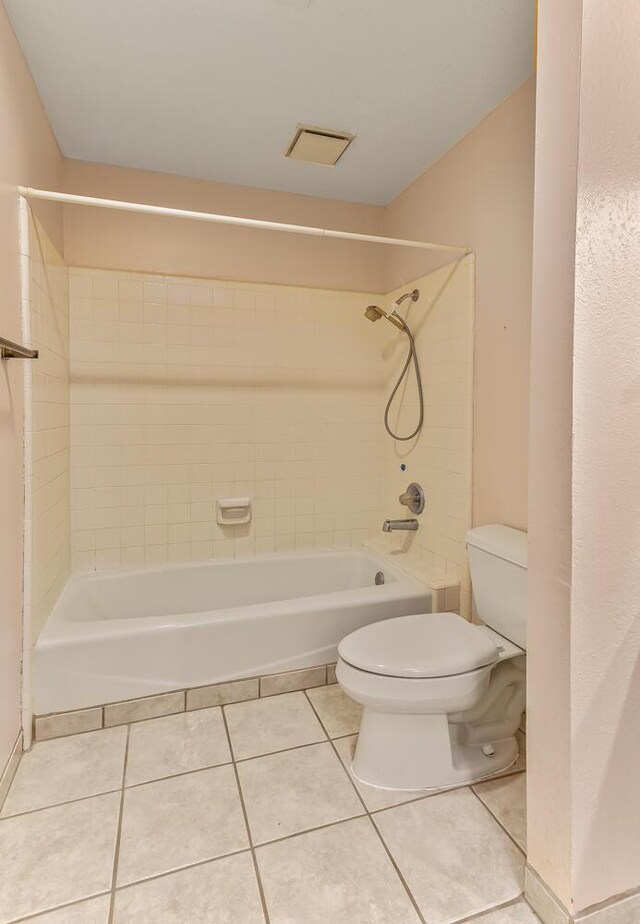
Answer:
[{"left": 338, "top": 611, "right": 499, "bottom": 679}]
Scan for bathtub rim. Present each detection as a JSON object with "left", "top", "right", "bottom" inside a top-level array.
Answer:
[{"left": 36, "top": 548, "right": 429, "bottom": 645}]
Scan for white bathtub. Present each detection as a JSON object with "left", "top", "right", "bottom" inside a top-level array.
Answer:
[{"left": 34, "top": 550, "right": 431, "bottom": 713}]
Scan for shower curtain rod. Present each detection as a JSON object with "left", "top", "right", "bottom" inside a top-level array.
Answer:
[{"left": 18, "top": 187, "right": 469, "bottom": 255}]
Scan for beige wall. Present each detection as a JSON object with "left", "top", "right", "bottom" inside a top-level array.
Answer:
[
  {"left": 528, "top": 0, "right": 640, "bottom": 916},
  {"left": 526, "top": 0, "right": 580, "bottom": 910},
  {"left": 384, "top": 80, "right": 535, "bottom": 533},
  {"left": 371, "top": 257, "right": 475, "bottom": 616},
  {"left": 0, "top": 3, "right": 62, "bottom": 776},
  {"left": 62, "top": 160, "right": 386, "bottom": 293},
  {"left": 569, "top": 0, "right": 640, "bottom": 910},
  {"left": 68, "top": 268, "right": 387, "bottom": 569}
]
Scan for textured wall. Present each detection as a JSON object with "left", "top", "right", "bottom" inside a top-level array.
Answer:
[
  {"left": 570, "top": 0, "right": 640, "bottom": 910},
  {"left": 528, "top": 0, "right": 640, "bottom": 915}
]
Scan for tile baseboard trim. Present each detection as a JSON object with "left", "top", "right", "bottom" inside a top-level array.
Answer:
[
  {"left": 33, "top": 663, "right": 337, "bottom": 741},
  {"left": 576, "top": 886, "right": 640, "bottom": 922},
  {"left": 525, "top": 866, "right": 571, "bottom": 924},
  {"left": 525, "top": 865, "right": 640, "bottom": 923},
  {"left": 0, "top": 732, "right": 23, "bottom": 811}
]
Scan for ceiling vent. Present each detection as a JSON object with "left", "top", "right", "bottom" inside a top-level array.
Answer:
[{"left": 284, "top": 124, "right": 355, "bottom": 167}]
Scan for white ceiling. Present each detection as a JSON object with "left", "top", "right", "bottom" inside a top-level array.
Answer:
[{"left": 6, "top": 0, "right": 534, "bottom": 205}]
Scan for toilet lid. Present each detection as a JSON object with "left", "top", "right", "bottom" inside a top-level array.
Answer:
[{"left": 338, "top": 612, "right": 499, "bottom": 679}]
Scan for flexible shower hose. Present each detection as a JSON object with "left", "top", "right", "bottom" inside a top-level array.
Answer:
[{"left": 384, "top": 314, "right": 424, "bottom": 441}]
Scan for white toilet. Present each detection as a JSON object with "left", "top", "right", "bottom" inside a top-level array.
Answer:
[{"left": 336, "top": 524, "right": 527, "bottom": 791}]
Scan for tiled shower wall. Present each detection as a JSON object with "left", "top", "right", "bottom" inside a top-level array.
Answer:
[
  {"left": 25, "top": 215, "right": 70, "bottom": 640},
  {"left": 68, "top": 269, "right": 388, "bottom": 570},
  {"left": 372, "top": 255, "right": 475, "bottom": 617}
]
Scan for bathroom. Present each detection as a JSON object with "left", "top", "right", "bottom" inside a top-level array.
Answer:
[{"left": 1, "top": 2, "right": 640, "bottom": 923}]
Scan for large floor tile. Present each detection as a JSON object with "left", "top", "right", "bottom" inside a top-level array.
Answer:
[
  {"left": 473, "top": 901, "right": 540, "bottom": 923},
  {"left": 0, "top": 792, "right": 120, "bottom": 923},
  {"left": 474, "top": 773, "right": 527, "bottom": 850},
  {"left": 1, "top": 727, "right": 127, "bottom": 816},
  {"left": 113, "top": 852, "right": 265, "bottom": 923},
  {"left": 126, "top": 706, "right": 231, "bottom": 786},
  {"left": 25, "top": 895, "right": 111, "bottom": 923},
  {"left": 306, "top": 684, "right": 362, "bottom": 737},
  {"left": 333, "top": 735, "right": 438, "bottom": 811},
  {"left": 256, "top": 817, "right": 421, "bottom": 924},
  {"left": 237, "top": 742, "right": 363, "bottom": 844},
  {"left": 116, "top": 764, "right": 248, "bottom": 885},
  {"left": 225, "top": 691, "right": 325, "bottom": 760},
  {"left": 374, "top": 787, "right": 524, "bottom": 924}
]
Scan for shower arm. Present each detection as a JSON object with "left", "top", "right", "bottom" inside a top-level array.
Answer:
[{"left": 370, "top": 289, "right": 420, "bottom": 330}]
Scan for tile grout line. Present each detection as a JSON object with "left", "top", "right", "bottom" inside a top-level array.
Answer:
[
  {"left": 248, "top": 809, "right": 369, "bottom": 850},
  {"left": 1, "top": 787, "right": 124, "bottom": 821},
  {"left": 4, "top": 693, "right": 528, "bottom": 923},
  {"left": 34, "top": 668, "right": 336, "bottom": 741},
  {"left": 110, "top": 846, "right": 252, "bottom": 895},
  {"left": 230, "top": 731, "right": 330, "bottom": 764},
  {"left": 303, "top": 689, "right": 429, "bottom": 924},
  {"left": 8, "top": 891, "right": 112, "bottom": 924},
  {"left": 2, "top": 718, "right": 356, "bottom": 822},
  {"left": 107, "top": 723, "right": 131, "bottom": 924},
  {"left": 221, "top": 704, "right": 272, "bottom": 924},
  {"left": 304, "top": 690, "right": 531, "bottom": 924},
  {"left": 469, "top": 784, "right": 527, "bottom": 860},
  {"left": 450, "top": 895, "right": 537, "bottom": 924}
]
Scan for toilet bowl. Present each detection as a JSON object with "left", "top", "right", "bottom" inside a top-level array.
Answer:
[{"left": 337, "top": 524, "right": 527, "bottom": 791}]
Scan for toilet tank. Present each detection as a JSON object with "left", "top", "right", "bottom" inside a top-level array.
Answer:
[{"left": 466, "top": 525, "right": 527, "bottom": 650}]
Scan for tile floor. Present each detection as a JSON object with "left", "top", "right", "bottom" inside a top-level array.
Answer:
[{"left": 0, "top": 685, "right": 537, "bottom": 924}]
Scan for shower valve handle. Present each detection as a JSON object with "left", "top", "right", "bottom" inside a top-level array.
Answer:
[{"left": 398, "top": 483, "right": 425, "bottom": 515}]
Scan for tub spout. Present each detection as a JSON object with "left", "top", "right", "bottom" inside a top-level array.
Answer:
[{"left": 382, "top": 518, "right": 419, "bottom": 532}]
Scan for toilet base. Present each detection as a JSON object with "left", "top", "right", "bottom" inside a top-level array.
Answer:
[{"left": 352, "top": 708, "right": 518, "bottom": 791}]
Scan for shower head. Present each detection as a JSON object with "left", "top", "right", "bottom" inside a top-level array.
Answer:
[
  {"left": 364, "top": 305, "right": 405, "bottom": 331},
  {"left": 364, "top": 305, "right": 384, "bottom": 322},
  {"left": 364, "top": 290, "right": 419, "bottom": 331}
]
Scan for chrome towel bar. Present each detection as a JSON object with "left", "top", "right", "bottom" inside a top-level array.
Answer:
[{"left": 0, "top": 336, "right": 38, "bottom": 359}]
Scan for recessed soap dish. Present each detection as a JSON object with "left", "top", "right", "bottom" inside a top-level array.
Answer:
[{"left": 216, "top": 497, "right": 251, "bottom": 526}]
